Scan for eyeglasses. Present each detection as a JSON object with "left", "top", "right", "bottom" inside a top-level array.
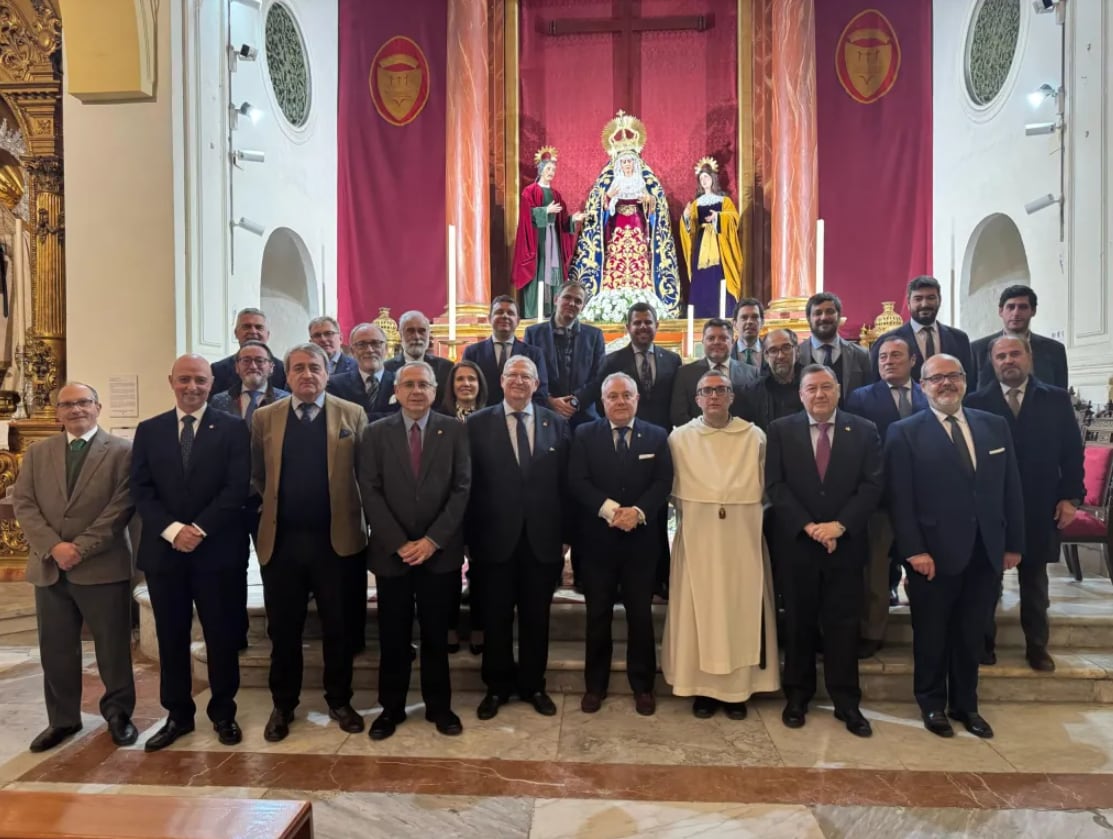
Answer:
[
  {"left": 310, "top": 330, "right": 339, "bottom": 340},
  {"left": 352, "top": 340, "right": 386, "bottom": 351},
  {"left": 57, "top": 398, "right": 96, "bottom": 410},
  {"left": 603, "top": 392, "right": 637, "bottom": 402},
  {"left": 765, "top": 344, "right": 794, "bottom": 355},
  {"left": 237, "top": 357, "right": 272, "bottom": 367},
  {"left": 398, "top": 381, "right": 435, "bottom": 391},
  {"left": 503, "top": 372, "right": 536, "bottom": 382},
  {"left": 697, "top": 386, "right": 731, "bottom": 397},
  {"left": 922, "top": 372, "right": 966, "bottom": 385}
]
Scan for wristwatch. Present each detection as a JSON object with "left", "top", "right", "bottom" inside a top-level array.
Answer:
[{"left": 569, "top": 396, "right": 580, "bottom": 410}]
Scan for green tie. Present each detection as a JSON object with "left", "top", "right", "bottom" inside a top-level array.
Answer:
[{"left": 65, "top": 438, "right": 89, "bottom": 495}]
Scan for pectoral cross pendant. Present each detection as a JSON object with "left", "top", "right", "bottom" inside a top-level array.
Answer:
[{"left": 718, "top": 506, "right": 726, "bottom": 520}]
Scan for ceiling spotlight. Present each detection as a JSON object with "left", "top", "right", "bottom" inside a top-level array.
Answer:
[
  {"left": 232, "top": 217, "right": 266, "bottom": 236},
  {"left": 1024, "top": 193, "right": 1061, "bottom": 215},
  {"left": 233, "top": 148, "right": 265, "bottom": 164},
  {"left": 1032, "top": 0, "right": 1060, "bottom": 12},
  {"left": 232, "top": 43, "right": 258, "bottom": 61},
  {"left": 1024, "top": 121, "right": 1059, "bottom": 136},
  {"left": 1027, "top": 83, "right": 1060, "bottom": 108},
  {"left": 231, "top": 101, "right": 263, "bottom": 126}
]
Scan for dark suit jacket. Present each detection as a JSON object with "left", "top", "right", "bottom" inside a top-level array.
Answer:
[
  {"left": 971, "top": 331, "right": 1068, "bottom": 391},
  {"left": 885, "top": 408, "right": 1025, "bottom": 575},
  {"left": 796, "top": 337, "right": 874, "bottom": 404},
  {"left": 130, "top": 407, "right": 250, "bottom": 574},
  {"left": 358, "top": 411, "right": 471, "bottom": 577},
  {"left": 670, "top": 358, "right": 759, "bottom": 429},
  {"left": 964, "top": 377, "right": 1084, "bottom": 563},
  {"left": 326, "top": 368, "right": 398, "bottom": 421},
  {"left": 330, "top": 353, "right": 358, "bottom": 377},
  {"left": 844, "top": 379, "right": 930, "bottom": 441},
  {"left": 582, "top": 343, "right": 682, "bottom": 431},
  {"left": 465, "top": 403, "right": 570, "bottom": 565},
  {"left": 766, "top": 410, "right": 883, "bottom": 565},
  {"left": 462, "top": 336, "right": 549, "bottom": 406},
  {"left": 870, "top": 321, "right": 973, "bottom": 383},
  {"left": 568, "top": 418, "right": 673, "bottom": 561},
  {"left": 385, "top": 353, "right": 455, "bottom": 406},
  {"left": 523, "top": 320, "right": 606, "bottom": 426},
  {"left": 211, "top": 354, "right": 287, "bottom": 397},
  {"left": 210, "top": 385, "right": 290, "bottom": 419}
]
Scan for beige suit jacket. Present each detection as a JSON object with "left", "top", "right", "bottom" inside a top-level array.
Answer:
[
  {"left": 251, "top": 393, "right": 368, "bottom": 564},
  {"left": 12, "top": 429, "right": 135, "bottom": 587}
]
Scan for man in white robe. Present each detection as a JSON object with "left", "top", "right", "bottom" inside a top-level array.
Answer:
[{"left": 662, "top": 369, "right": 780, "bottom": 719}]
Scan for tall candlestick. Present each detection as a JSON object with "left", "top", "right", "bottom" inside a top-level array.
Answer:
[
  {"left": 815, "top": 218, "right": 825, "bottom": 294},
  {"left": 447, "top": 224, "right": 457, "bottom": 341},
  {"left": 719, "top": 280, "right": 727, "bottom": 318},
  {"left": 686, "top": 305, "right": 695, "bottom": 357},
  {"left": 537, "top": 285, "right": 545, "bottom": 324}
]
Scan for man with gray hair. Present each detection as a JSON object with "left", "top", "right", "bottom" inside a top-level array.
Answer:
[
  {"left": 327, "top": 322, "right": 398, "bottom": 422},
  {"left": 211, "top": 307, "right": 288, "bottom": 396},
  {"left": 569, "top": 371, "right": 673, "bottom": 715},
  {"left": 385, "top": 310, "right": 454, "bottom": 406},
  {"left": 309, "top": 315, "right": 357, "bottom": 376}
]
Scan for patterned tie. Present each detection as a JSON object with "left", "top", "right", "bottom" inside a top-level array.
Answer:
[
  {"left": 245, "top": 391, "right": 261, "bottom": 423},
  {"left": 821, "top": 344, "right": 833, "bottom": 367},
  {"left": 615, "top": 425, "right": 630, "bottom": 457},
  {"left": 814, "top": 422, "right": 831, "bottom": 481},
  {"left": 299, "top": 403, "right": 315, "bottom": 425},
  {"left": 894, "top": 386, "right": 913, "bottom": 418},
  {"left": 744, "top": 347, "right": 754, "bottom": 366},
  {"left": 923, "top": 327, "right": 936, "bottom": 359},
  {"left": 1007, "top": 387, "right": 1022, "bottom": 418},
  {"left": 409, "top": 422, "right": 422, "bottom": 478},
  {"left": 366, "top": 375, "right": 379, "bottom": 406},
  {"left": 513, "top": 411, "right": 532, "bottom": 471},
  {"left": 180, "top": 415, "right": 195, "bottom": 470},
  {"left": 638, "top": 352, "right": 653, "bottom": 392},
  {"left": 945, "top": 415, "right": 975, "bottom": 477}
]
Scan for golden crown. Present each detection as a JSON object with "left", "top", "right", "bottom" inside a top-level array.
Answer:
[
  {"left": 601, "top": 110, "right": 647, "bottom": 159},
  {"left": 533, "top": 145, "right": 559, "bottom": 165},
  {"left": 693, "top": 156, "right": 719, "bottom": 175}
]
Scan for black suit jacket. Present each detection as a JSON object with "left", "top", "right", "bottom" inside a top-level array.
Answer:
[
  {"left": 462, "top": 336, "right": 549, "bottom": 405},
  {"left": 326, "top": 368, "right": 398, "bottom": 421},
  {"left": 130, "top": 407, "right": 250, "bottom": 574},
  {"left": 465, "top": 403, "right": 570, "bottom": 565},
  {"left": 796, "top": 338, "right": 874, "bottom": 405},
  {"left": 583, "top": 343, "right": 682, "bottom": 431},
  {"left": 970, "top": 331, "right": 1068, "bottom": 391},
  {"left": 358, "top": 411, "right": 471, "bottom": 577},
  {"left": 870, "top": 321, "right": 973, "bottom": 383},
  {"left": 766, "top": 410, "right": 883, "bottom": 565},
  {"left": 385, "top": 353, "right": 455, "bottom": 406},
  {"left": 670, "top": 358, "right": 759, "bottom": 429},
  {"left": 568, "top": 418, "right": 673, "bottom": 561},
  {"left": 964, "top": 377, "right": 1084, "bottom": 563},
  {"left": 210, "top": 354, "right": 287, "bottom": 398}
]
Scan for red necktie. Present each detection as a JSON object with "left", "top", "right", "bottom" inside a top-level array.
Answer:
[
  {"left": 815, "top": 422, "right": 831, "bottom": 481},
  {"left": 409, "top": 423, "right": 422, "bottom": 478}
]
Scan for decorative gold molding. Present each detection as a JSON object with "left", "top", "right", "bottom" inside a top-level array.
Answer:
[{"left": 503, "top": 0, "right": 519, "bottom": 260}]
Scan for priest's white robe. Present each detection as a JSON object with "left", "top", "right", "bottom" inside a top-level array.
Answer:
[{"left": 661, "top": 416, "right": 781, "bottom": 701}]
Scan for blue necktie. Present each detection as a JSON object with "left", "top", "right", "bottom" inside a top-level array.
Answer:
[
  {"left": 821, "top": 344, "right": 833, "bottom": 367},
  {"left": 615, "top": 426, "right": 630, "bottom": 457},
  {"left": 180, "top": 415, "right": 195, "bottom": 470},
  {"left": 245, "top": 391, "right": 261, "bottom": 423},
  {"left": 513, "top": 411, "right": 532, "bottom": 471}
]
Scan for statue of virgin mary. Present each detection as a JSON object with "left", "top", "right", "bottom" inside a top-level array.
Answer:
[{"left": 569, "top": 112, "right": 680, "bottom": 318}]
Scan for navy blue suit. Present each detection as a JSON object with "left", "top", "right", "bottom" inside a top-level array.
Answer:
[
  {"left": 845, "top": 380, "right": 929, "bottom": 442},
  {"left": 130, "top": 407, "right": 250, "bottom": 725},
  {"left": 885, "top": 408, "right": 1025, "bottom": 714},
  {"left": 869, "top": 322, "right": 973, "bottom": 384},
  {"left": 581, "top": 343, "right": 682, "bottom": 432},
  {"left": 462, "top": 337, "right": 549, "bottom": 406},
  {"left": 466, "top": 403, "right": 570, "bottom": 697},
  {"left": 971, "top": 331, "right": 1068, "bottom": 391},
  {"left": 211, "top": 354, "right": 287, "bottom": 398},
  {"left": 523, "top": 319, "right": 606, "bottom": 428},
  {"left": 568, "top": 418, "right": 673, "bottom": 695},
  {"left": 329, "top": 353, "right": 358, "bottom": 377},
  {"left": 965, "top": 377, "right": 1084, "bottom": 653},
  {"left": 326, "top": 368, "right": 398, "bottom": 422}
]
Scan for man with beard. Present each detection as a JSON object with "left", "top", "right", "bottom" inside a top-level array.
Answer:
[
  {"left": 731, "top": 298, "right": 765, "bottom": 369},
  {"left": 210, "top": 308, "right": 288, "bottom": 396},
  {"left": 737, "top": 328, "right": 804, "bottom": 432},
  {"left": 886, "top": 354, "right": 1024, "bottom": 739},
  {"left": 464, "top": 295, "right": 549, "bottom": 406},
  {"left": 328, "top": 323, "right": 398, "bottom": 423},
  {"left": 671, "top": 318, "right": 759, "bottom": 428},
  {"left": 870, "top": 276, "right": 973, "bottom": 382},
  {"left": 970, "top": 285, "right": 1068, "bottom": 390},
  {"left": 796, "top": 293, "right": 872, "bottom": 404},
  {"left": 965, "top": 335, "right": 1083, "bottom": 672},
  {"left": 309, "top": 316, "right": 358, "bottom": 376},
  {"left": 385, "top": 311, "right": 454, "bottom": 406}
]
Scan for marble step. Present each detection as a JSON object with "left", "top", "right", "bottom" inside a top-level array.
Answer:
[
  {"left": 191, "top": 640, "right": 1113, "bottom": 704},
  {"left": 0, "top": 582, "right": 37, "bottom": 638}
]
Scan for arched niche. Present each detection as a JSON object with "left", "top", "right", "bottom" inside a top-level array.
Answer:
[
  {"left": 961, "top": 212, "right": 1031, "bottom": 338},
  {"left": 260, "top": 227, "right": 318, "bottom": 357}
]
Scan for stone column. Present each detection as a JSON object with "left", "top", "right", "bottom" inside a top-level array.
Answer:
[
  {"left": 768, "top": 0, "right": 817, "bottom": 308},
  {"left": 445, "top": 0, "right": 491, "bottom": 310}
]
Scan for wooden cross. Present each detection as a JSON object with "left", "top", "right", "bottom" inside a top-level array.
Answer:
[{"left": 545, "top": 0, "right": 712, "bottom": 113}]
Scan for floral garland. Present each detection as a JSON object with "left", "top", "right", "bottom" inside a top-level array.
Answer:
[{"left": 581, "top": 287, "right": 668, "bottom": 324}]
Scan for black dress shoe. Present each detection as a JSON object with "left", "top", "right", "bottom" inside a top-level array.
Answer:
[
  {"left": 144, "top": 719, "right": 194, "bottom": 752},
  {"left": 723, "top": 701, "right": 748, "bottom": 720},
  {"left": 108, "top": 716, "right": 138, "bottom": 747},
  {"left": 426, "top": 709, "right": 463, "bottom": 736},
  {"left": 581, "top": 692, "right": 604, "bottom": 713},
  {"left": 476, "top": 693, "right": 509, "bottom": 720},
  {"left": 634, "top": 692, "right": 656, "bottom": 716},
  {"left": 29, "top": 724, "right": 82, "bottom": 753},
  {"left": 1027, "top": 646, "right": 1056, "bottom": 672},
  {"left": 922, "top": 710, "right": 955, "bottom": 738},
  {"left": 213, "top": 719, "right": 242, "bottom": 745},
  {"left": 328, "top": 704, "right": 365, "bottom": 733},
  {"left": 469, "top": 642, "right": 484, "bottom": 656},
  {"left": 834, "top": 708, "right": 873, "bottom": 738},
  {"left": 692, "top": 696, "right": 718, "bottom": 719},
  {"left": 447, "top": 642, "right": 461, "bottom": 654},
  {"left": 857, "top": 639, "right": 883, "bottom": 659},
  {"left": 980, "top": 649, "right": 997, "bottom": 666},
  {"left": 370, "top": 709, "right": 407, "bottom": 741},
  {"left": 949, "top": 710, "right": 994, "bottom": 739},
  {"left": 525, "top": 691, "right": 557, "bottom": 716},
  {"left": 264, "top": 708, "right": 294, "bottom": 742},
  {"left": 781, "top": 704, "right": 807, "bottom": 729},
  {"left": 889, "top": 587, "right": 900, "bottom": 607}
]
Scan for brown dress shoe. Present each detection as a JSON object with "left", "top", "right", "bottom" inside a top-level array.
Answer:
[
  {"left": 634, "top": 693, "right": 656, "bottom": 716},
  {"left": 1027, "top": 647, "right": 1055, "bottom": 672},
  {"left": 580, "top": 692, "right": 604, "bottom": 713}
]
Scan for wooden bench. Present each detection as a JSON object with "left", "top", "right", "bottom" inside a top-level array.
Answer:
[{"left": 0, "top": 791, "right": 312, "bottom": 839}]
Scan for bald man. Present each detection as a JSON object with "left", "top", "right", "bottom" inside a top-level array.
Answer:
[{"left": 131, "top": 355, "right": 251, "bottom": 752}]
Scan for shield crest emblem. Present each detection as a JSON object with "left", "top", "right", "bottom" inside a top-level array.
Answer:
[
  {"left": 369, "top": 36, "right": 430, "bottom": 127},
  {"left": 835, "top": 10, "right": 901, "bottom": 105}
]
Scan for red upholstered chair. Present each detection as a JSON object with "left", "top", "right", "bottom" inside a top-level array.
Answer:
[{"left": 1061, "top": 443, "right": 1113, "bottom": 582}]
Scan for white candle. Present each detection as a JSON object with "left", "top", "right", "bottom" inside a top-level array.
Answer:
[
  {"left": 815, "top": 218, "right": 825, "bottom": 294},
  {"left": 537, "top": 284, "right": 545, "bottom": 324},
  {"left": 719, "top": 280, "right": 727, "bottom": 318},
  {"left": 447, "top": 224, "right": 457, "bottom": 341},
  {"left": 686, "top": 305, "right": 695, "bottom": 357}
]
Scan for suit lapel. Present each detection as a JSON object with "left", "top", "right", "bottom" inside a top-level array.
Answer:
[
  {"left": 269, "top": 401, "right": 289, "bottom": 491},
  {"left": 418, "top": 415, "right": 443, "bottom": 485},
  {"left": 793, "top": 414, "right": 823, "bottom": 483},
  {"left": 324, "top": 395, "right": 340, "bottom": 480},
  {"left": 827, "top": 411, "right": 855, "bottom": 483},
  {"left": 873, "top": 383, "right": 900, "bottom": 426},
  {"left": 49, "top": 434, "right": 69, "bottom": 503},
  {"left": 388, "top": 415, "right": 415, "bottom": 482},
  {"left": 66, "top": 432, "right": 109, "bottom": 508}
]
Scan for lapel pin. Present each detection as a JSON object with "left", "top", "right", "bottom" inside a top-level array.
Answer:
[
  {"left": 844, "top": 426, "right": 850, "bottom": 432},
  {"left": 542, "top": 420, "right": 549, "bottom": 427},
  {"left": 436, "top": 429, "right": 444, "bottom": 436}
]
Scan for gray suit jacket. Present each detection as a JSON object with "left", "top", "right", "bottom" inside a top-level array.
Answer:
[
  {"left": 670, "top": 357, "right": 759, "bottom": 429},
  {"left": 12, "top": 430, "right": 135, "bottom": 587},
  {"left": 358, "top": 411, "right": 471, "bottom": 577},
  {"left": 796, "top": 337, "right": 874, "bottom": 404}
]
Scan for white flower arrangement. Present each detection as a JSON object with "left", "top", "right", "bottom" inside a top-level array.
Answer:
[{"left": 581, "top": 287, "right": 668, "bottom": 324}]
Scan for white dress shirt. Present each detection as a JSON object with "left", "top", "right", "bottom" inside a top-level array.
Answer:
[
  {"left": 806, "top": 412, "right": 834, "bottom": 456},
  {"left": 503, "top": 400, "right": 535, "bottom": 464},
  {"left": 598, "top": 419, "right": 646, "bottom": 526}
]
